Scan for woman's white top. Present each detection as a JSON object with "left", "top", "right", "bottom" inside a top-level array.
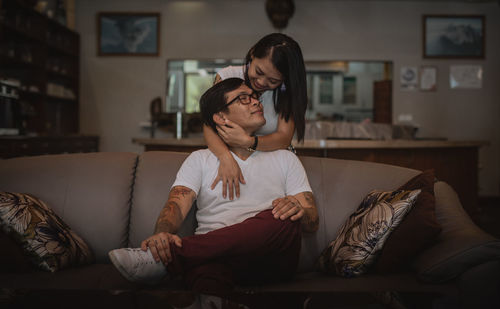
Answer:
[{"left": 217, "top": 65, "right": 278, "bottom": 136}]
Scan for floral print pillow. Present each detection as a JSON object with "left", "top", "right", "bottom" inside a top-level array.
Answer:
[
  {"left": 0, "top": 192, "right": 94, "bottom": 272},
  {"left": 317, "top": 189, "right": 421, "bottom": 277}
]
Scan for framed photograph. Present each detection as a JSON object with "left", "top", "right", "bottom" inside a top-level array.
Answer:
[
  {"left": 97, "top": 12, "right": 160, "bottom": 56},
  {"left": 423, "top": 15, "right": 485, "bottom": 59},
  {"left": 420, "top": 66, "right": 437, "bottom": 91},
  {"left": 400, "top": 66, "right": 418, "bottom": 91},
  {"left": 450, "top": 65, "right": 483, "bottom": 89}
]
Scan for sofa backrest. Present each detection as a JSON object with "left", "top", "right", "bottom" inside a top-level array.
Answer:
[
  {"left": 0, "top": 151, "right": 420, "bottom": 269},
  {"left": 0, "top": 152, "right": 138, "bottom": 263},
  {"left": 128, "top": 151, "right": 197, "bottom": 248}
]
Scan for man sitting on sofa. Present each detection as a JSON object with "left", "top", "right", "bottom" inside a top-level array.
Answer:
[{"left": 109, "top": 78, "right": 319, "bottom": 293}]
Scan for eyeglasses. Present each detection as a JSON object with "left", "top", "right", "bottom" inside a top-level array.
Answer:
[{"left": 224, "top": 92, "right": 260, "bottom": 108}]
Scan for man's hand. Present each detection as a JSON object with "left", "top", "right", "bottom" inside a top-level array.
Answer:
[
  {"left": 272, "top": 195, "right": 304, "bottom": 221},
  {"left": 273, "top": 192, "right": 319, "bottom": 233},
  {"left": 141, "top": 232, "right": 182, "bottom": 265}
]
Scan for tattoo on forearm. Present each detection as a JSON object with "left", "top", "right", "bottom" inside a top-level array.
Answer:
[
  {"left": 154, "top": 200, "right": 183, "bottom": 233},
  {"left": 154, "top": 186, "right": 194, "bottom": 234},
  {"left": 301, "top": 192, "right": 319, "bottom": 233}
]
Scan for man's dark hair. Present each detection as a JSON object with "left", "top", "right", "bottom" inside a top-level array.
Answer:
[{"left": 200, "top": 78, "right": 244, "bottom": 133}]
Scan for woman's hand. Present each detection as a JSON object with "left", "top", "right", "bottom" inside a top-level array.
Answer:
[
  {"left": 216, "top": 119, "right": 254, "bottom": 149},
  {"left": 211, "top": 153, "right": 246, "bottom": 200}
]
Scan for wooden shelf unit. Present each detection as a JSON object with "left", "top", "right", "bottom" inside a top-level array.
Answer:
[{"left": 0, "top": 0, "right": 80, "bottom": 136}]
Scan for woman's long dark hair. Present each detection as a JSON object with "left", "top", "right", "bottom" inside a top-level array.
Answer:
[{"left": 244, "top": 33, "right": 307, "bottom": 142}]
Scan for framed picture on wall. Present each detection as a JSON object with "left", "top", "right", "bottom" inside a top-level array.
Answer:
[
  {"left": 97, "top": 12, "right": 160, "bottom": 56},
  {"left": 423, "top": 15, "right": 485, "bottom": 59},
  {"left": 420, "top": 66, "right": 437, "bottom": 91}
]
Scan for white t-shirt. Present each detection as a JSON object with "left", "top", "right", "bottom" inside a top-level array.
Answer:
[
  {"left": 172, "top": 149, "right": 312, "bottom": 235},
  {"left": 217, "top": 65, "right": 278, "bottom": 136}
]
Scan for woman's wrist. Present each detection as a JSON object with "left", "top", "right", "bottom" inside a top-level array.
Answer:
[
  {"left": 244, "top": 135, "right": 255, "bottom": 148},
  {"left": 247, "top": 136, "right": 258, "bottom": 152}
]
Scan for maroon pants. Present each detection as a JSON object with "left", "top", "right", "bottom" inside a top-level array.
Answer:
[{"left": 167, "top": 209, "right": 302, "bottom": 293}]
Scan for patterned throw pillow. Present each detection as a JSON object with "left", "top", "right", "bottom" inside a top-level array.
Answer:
[
  {"left": 0, "top": 192, "right": 94, "bottom": 272},
  {"left": 374, "top": 170, "right": 442, "bottom": 273},
  {"left": 317, "top": 189, "right": 421, "bottom": 277}
]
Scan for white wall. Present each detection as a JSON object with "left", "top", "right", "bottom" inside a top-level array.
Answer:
[{"left": 76, "top": 0, "right": 500, "bottom": 196}]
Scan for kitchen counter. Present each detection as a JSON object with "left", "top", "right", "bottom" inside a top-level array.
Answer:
[
  {"left": 132, "top": 137, "right": 486, "bottom": 150},
  {"left": 132, "top": 137, "right": 487, "bottom": 222}
]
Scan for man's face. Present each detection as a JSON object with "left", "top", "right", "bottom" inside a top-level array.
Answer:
[{"left": 221, "top": 84, "right": 266, "bottom": 133}]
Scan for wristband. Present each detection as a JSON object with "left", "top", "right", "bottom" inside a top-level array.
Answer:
[{"left": 247, "top": 135, "right": 258, "bottom": 152}]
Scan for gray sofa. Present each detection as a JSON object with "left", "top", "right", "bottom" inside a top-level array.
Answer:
[{"left": 1, "top": 151, "right": 499, "bottom": 308}]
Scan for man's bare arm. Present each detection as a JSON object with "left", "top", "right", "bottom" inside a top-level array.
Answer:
[
  {"left": 295, "top": 192, "right": 319, "bottom": 233},
  {"left": 154, "top": 186, "right": 196, "bottom": 234},
  {"left": 142, "top": 186, "right": 196, "bottom": 264}
]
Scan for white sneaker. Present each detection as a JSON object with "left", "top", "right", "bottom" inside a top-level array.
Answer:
[{"left": 108, "top": 248, "right": 167, "bottom": 284}]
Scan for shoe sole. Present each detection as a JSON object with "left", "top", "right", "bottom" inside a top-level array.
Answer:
[{"left": 108, "top": 250, "right": 137, "bottom": 283}]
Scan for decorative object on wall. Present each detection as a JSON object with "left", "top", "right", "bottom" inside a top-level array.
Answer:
[
  {"left": 265, "top": 0, "right": 295, "bottom": 30},
  {"left": 450, "top": 65, "right": 483, "bottom": 89},
  {"left": 97, "top": 12, "right": 160, "bottom": 56},
  {"left": 423, "top": 15, "right": 485, "bottom": 59},
  {"left": 420, "top": 66, "right": 437, "bottom": 91},
  {"left": 400, "top": 67, "right": 418, "bottom": 91}
]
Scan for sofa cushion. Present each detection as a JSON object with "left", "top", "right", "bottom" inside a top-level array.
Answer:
[
  {"left": 129, "top": 151, "right": 195, "bottom": 247},
  {"left": 374, "top": 170, "right": 442, "bottom": 273},
  {"left": 0, "top": 192, "right": 94, "bottom": 272},
  {"left": 297, "top": 157, "right": 420, "bottom": 273},
  {"left": 413, "top": 182, "right": 500, "bottom": 282},
  {"left": 0, "top": 153, "right": 139, "bottom": 262},
  {"left": 317, "top": 189, "right": 421, "bottom": 277}
]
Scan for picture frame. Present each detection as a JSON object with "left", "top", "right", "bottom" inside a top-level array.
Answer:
[
  {"left": 400, "top": 66, "right": 418, "bottom": 91},
  {"left": 450, "top": 65, "right": 483, "bottom": 89},
  {"left": 423, "top": 15, "right": 485, "bottom": 59},
  {"left": 97, "top": 12, "right": 160, "bottom": 56},
  {"left": 420, "top": 66, "right": 437, "bottom": 91}
]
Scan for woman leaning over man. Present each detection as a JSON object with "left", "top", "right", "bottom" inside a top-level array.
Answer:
[{"left": 203, "top": 33, "right": 308, "bottom": 199}]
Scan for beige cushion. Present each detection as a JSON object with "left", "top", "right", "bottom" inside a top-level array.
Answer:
[
  {"left": 0, "top": 192, "right": 94, "bottom": 272},
  {"left": 414, "top": 181, "right": 500, "bottom": 282},
  {"left": 317, "top": 189, "right": 421, "bottom": 277},
  {"left": 0, "top": 153, "right": 138, "bottom": 262},
  {"left": 297, "top": 156, "right": 420, "bottom": 272},
  {"left": 129, "top": 151, "right": 195, "bottom": 248}
]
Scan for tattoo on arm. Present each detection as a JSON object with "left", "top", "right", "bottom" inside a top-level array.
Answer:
[
  {"left": 154, "top": 186, "right": 195, "bottom": 234},
  {"left": 300, "top": 192, "right": 319, "bottom": 233},
  {"left": 304, "top": 192, "right": 314, "bottom": 205},
  {"left": 170, "top": 186, "right": 194, "bottom": 201}
]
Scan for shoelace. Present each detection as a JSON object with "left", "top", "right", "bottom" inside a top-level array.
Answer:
[{"left": 126, "top": 249, "right": 155, "bottom": 272}]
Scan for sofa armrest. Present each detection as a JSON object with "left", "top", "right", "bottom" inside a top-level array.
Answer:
[{"left": 413, "top": 181, "right": 500, "bottom": 283}]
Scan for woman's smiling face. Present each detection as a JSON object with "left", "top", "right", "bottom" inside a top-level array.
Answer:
[{"left": 247, "top": 55, "right": 283, "bottom": 92}]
